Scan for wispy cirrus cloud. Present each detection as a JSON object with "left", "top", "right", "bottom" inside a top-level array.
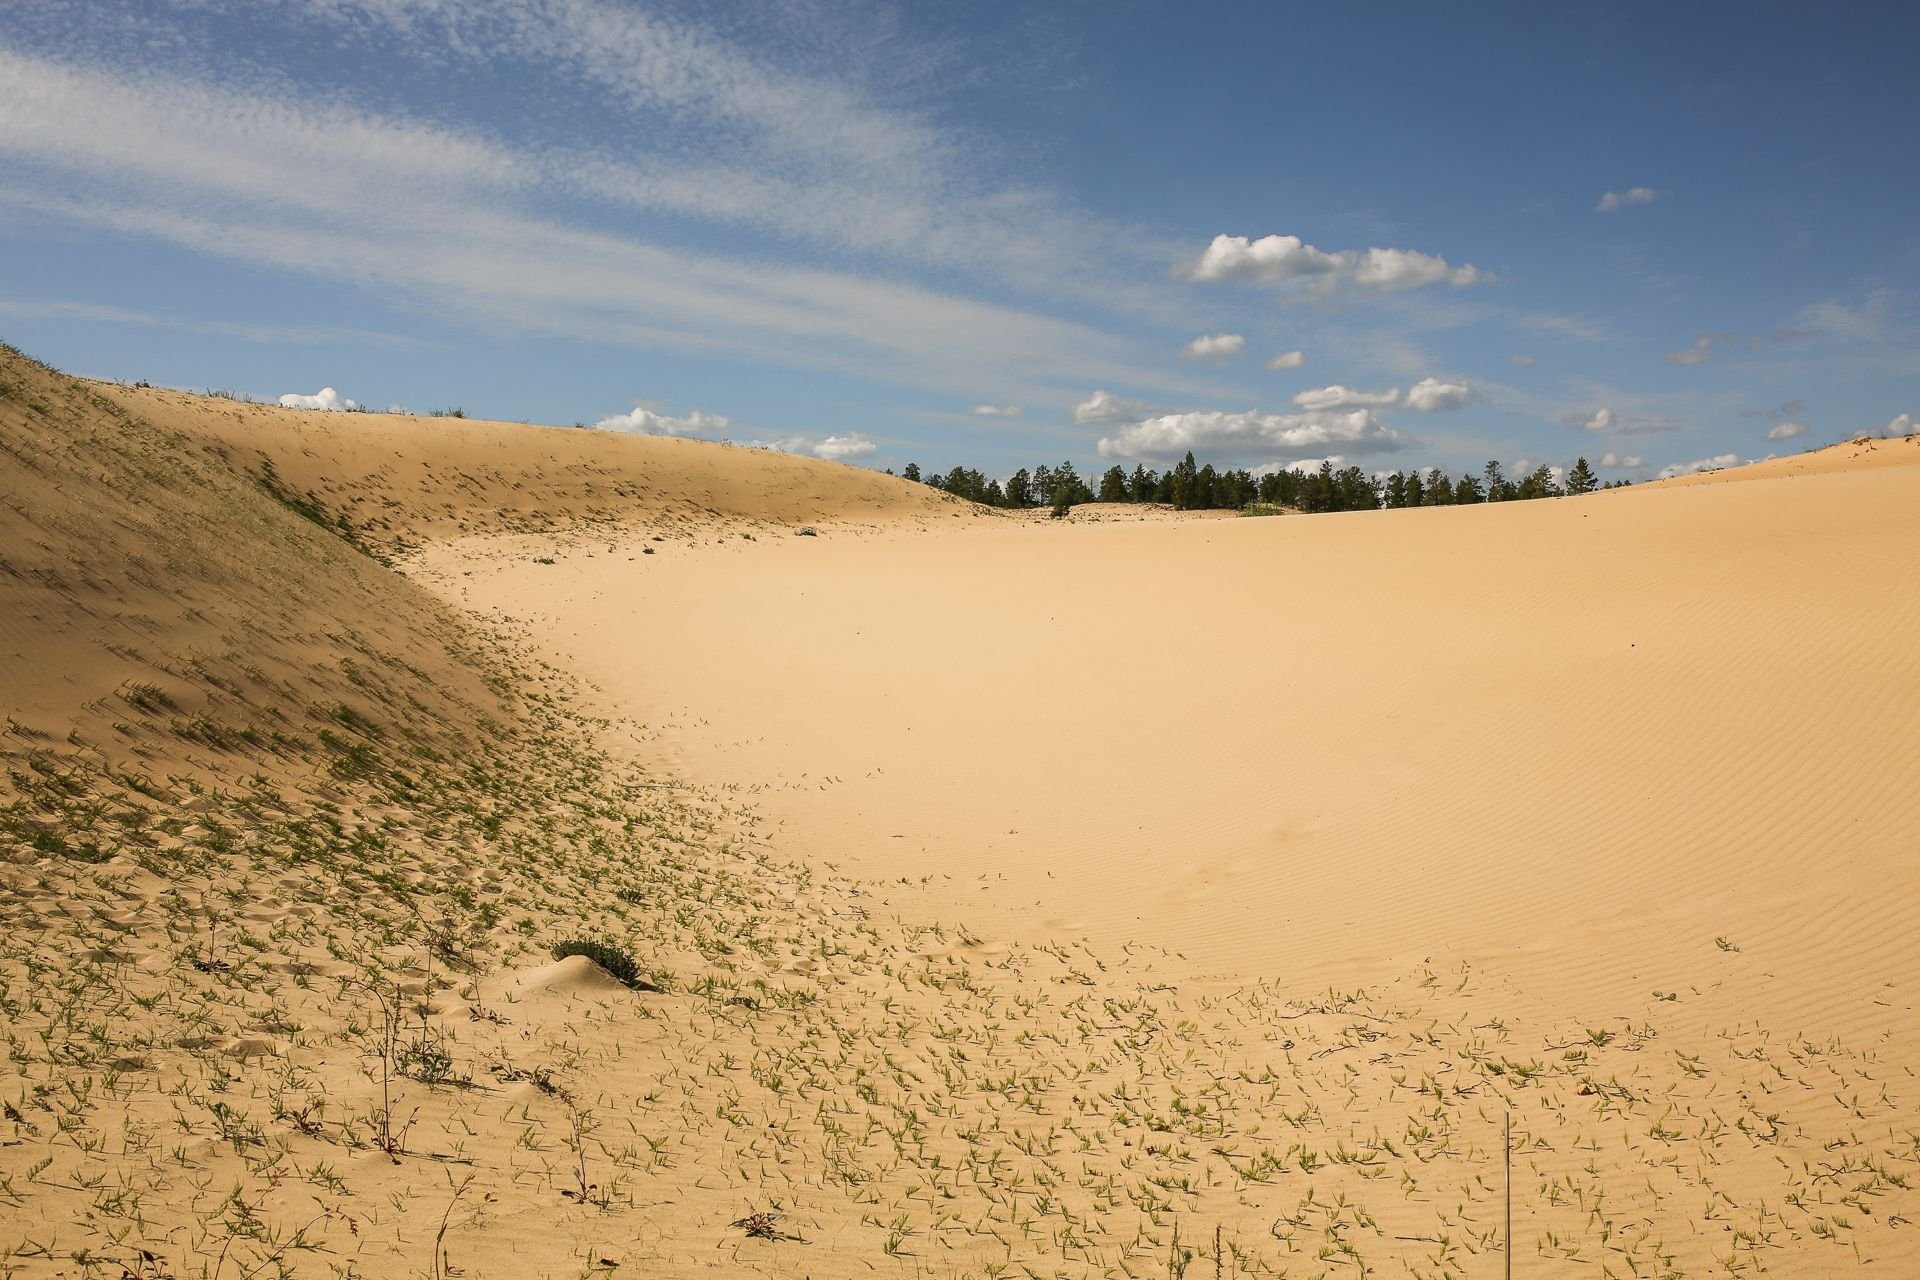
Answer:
[
  {"left": 0, "top": 46, "right": 1225, "bottom": 407},
  {"left": 0, "top": 295, "right": 441, "bottom": 350},
  {"left": 1664, "top": 336, "right": 1712, "bottom": 365}
]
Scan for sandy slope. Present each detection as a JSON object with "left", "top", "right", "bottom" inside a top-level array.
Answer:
[
  {"left": 421, "top": 438, "right": 1920, "bottom": 1031},
  {"left": 9, "top": 362, "right": 1920, "bottom": 1280},
  {"left": 413, "top": 430, "right": 1920, "bottom": 1274},
  {"left": 100, "top": 383, "right": 976, "bottom": 547}
]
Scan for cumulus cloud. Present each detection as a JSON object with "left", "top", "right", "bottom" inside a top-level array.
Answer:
[
  {"left": 1509, "top": 354, "right": 1537, "bottom": 367},
  {"left": 1265, "top": 350, "right": 1305, "bottom": 370},
  {"left": 724, "top": 432, "right": 876, "bottom": 460},
  {"left": 593, "top": 405, "right": 732, "bottom": 436},
  {"left": 1292, "top": 384, "right": 1401, "bottom": 411},
  {"left": 1657, "top": 453, "right": 1740, "bottom": 480},
  {"left": 1072, "top": 389, "right": 1159, "bottom": 425},
  {"left": 811, "top": 433, "right": 876, "bottom": 460},
  {"left": 1182, "top": 233, "right": 1479, "bottom": 293},
  {"left": 1765, "top": 420, "right": 1807, "bottom": 441},
  {"left": 1856, "top": 412, "right": 1915, "bottom": 440},
  {"left": 1181, "top": 332, "right": 1246, "bottom": 362},
  {"left": 1598, "top": 452, "right": 1644, "bottom": 469},
  {"left": 970, "top": 403, "right": 1021, "bottom": 417},
  {"left": 1405, "top": 377, "right": 1470, "bottom": 412},
  {"left": 278, "top": 386, "right": 358, "bottom": 411},
  {"left": 1565, "top": 407, "right": 1615, "bottom": 432},
  {"left": 1597, "top": 186, "right": 1658, "bottom": 213},
  {"left": 1665, "top": 336, "right": 1712, "bottom": 366},
  {"left": 1096, "top": 408, "right": 1404, "bottom": 462},
  {"left": 1250, "top": 456, "right": 1345, "bottom": 477}
]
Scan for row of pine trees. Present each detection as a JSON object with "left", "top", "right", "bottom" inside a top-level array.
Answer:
[{"left": 897, "top": 453, "right": 1622, "bottom": 514}]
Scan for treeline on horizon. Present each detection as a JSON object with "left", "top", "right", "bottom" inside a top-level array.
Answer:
[{"left": 893, "top": 452, "right": 1628, "bottom": 514}]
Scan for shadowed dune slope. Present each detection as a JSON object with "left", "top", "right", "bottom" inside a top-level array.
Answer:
[{"left": 2, "top": 351, "right": 509, "bottom": 762}]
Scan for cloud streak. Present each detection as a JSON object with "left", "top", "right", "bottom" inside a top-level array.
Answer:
[{"left": 0, "top": 46, "right": 1215, "bottom": 407}]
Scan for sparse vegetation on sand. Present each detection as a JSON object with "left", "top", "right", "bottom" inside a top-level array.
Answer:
[{"left": 3, "top": 348, "right": 1918, "bottom": 1277}]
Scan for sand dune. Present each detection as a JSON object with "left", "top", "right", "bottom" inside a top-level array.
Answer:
[
  {"left": 7, "top": 360, "right": 1920, "bottom": 1278},
  {"left": 425, "top": 438, "right": 1920, "bottom": 1030},
  {"left": 100, "top": 383, "right": 975, "bottom": 549}
]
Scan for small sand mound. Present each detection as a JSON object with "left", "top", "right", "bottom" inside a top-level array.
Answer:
[{"left": 508, "top": 953, "right": 635, "bottom": 997}]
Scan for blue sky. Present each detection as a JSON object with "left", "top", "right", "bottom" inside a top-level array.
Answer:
[{"left": 2, "top": 1, "right": 1915, "bottom": 482}]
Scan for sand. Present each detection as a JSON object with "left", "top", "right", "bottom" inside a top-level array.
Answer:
[{"left": 4, "top": 360, "right": 1919, "bottom": 1278}]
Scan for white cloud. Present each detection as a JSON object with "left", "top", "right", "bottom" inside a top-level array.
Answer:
[
  {"left": 1765, "top": 420, "right": 1807, "bottom": 441},
  {"left": 278, "top": 386, "right": 358, "bottom": 411},
  {"left": 1405, "top": 377, "right": 1470, "bottom": 412},
  {"left": 1665, "top": 336, "right": 1712, "bottom": 366},
  {"left": 1597, "top": 186, "right": 1658, "bottom": 213},
  {"left": 1183, "top": 233, "right": 1479, "bottom": 293},
  {"left": 734, "top": 436, "right": 812, "bottom": 453},
  {"left": 1264, "top": 350, "right": 1305, "bottom": 370},
  {"left": 1072, "top": 389, "right": 1159, "bottom": 425},
  {"left": 1351, "top": 248, "right": 1482, "bottom": 291},
  {"left": 0, "top": 296, "right": 435, "bottom": 349},
  {"left": 1567, "top": 407, "right": 1615, "bottom": 432},
  {"left": 722, "top": 431, "right": 875, "bottom": 459},
  {"left": 1657, "top": 452, "right": 1740, "bottom": 480},
  {"left": 970, "top": 403, "right": 1021, "bottom": 417},
  {"left": 1856, "top": 412, "right": 1915, "bottom": 439},
  {"left": 1520, "top": 312, "right": 1612, "bottom": 343},
  {"left": 0, "top": 47, "right": 1209, "bottom": 408},
  {"left": 593, "top": 405, "right": 732, "bottom": 436},
  {"left": 1509, "top": 354, "right": 1537, "bottom": 367},
  {"left": 1182, "top": 332, "right": 1246, "bottom": 362},
  {"left": 812, "top": 433, "right": 876, "bottom": 460},
  {"left": 1292, "top": 384, "right": 1401, "bottom": 411},
  {"left": 1250, "top": 456, "right": 1346, "bottom": 477},
  {"left": 1598, "top": 452, "right": 1644, "bottom": 469},
  {"left": 1096, "top": 408, "right": 1404, "bottom": 462}
]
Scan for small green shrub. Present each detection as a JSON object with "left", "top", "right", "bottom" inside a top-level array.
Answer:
[{"left": 550, "top": 937, "right": 655, "bottom": 989}]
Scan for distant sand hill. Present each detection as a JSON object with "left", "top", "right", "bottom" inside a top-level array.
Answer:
[{"left": 5, "top": 347, "right": 1919, "bottom": 1278}]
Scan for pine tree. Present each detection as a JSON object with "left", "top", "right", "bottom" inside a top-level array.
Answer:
[
  {"left": 902, "top": 462, "right": 921, "bottom": 483},
  {"left": 1384, "top": 471, "right": 1408, "bottom": 508},
  {"left": 1566, "top": 456, "right": 1597, "bottom": 495},
  {"left": 1005, "top": 468, "right": 1033, "bottom": 507},
  {"left": 1098, "top": 465, "right": 1128, "bottom": 502},
  {"left": 1170, "top": 451, "right": 1200, "bottom": 509}
]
